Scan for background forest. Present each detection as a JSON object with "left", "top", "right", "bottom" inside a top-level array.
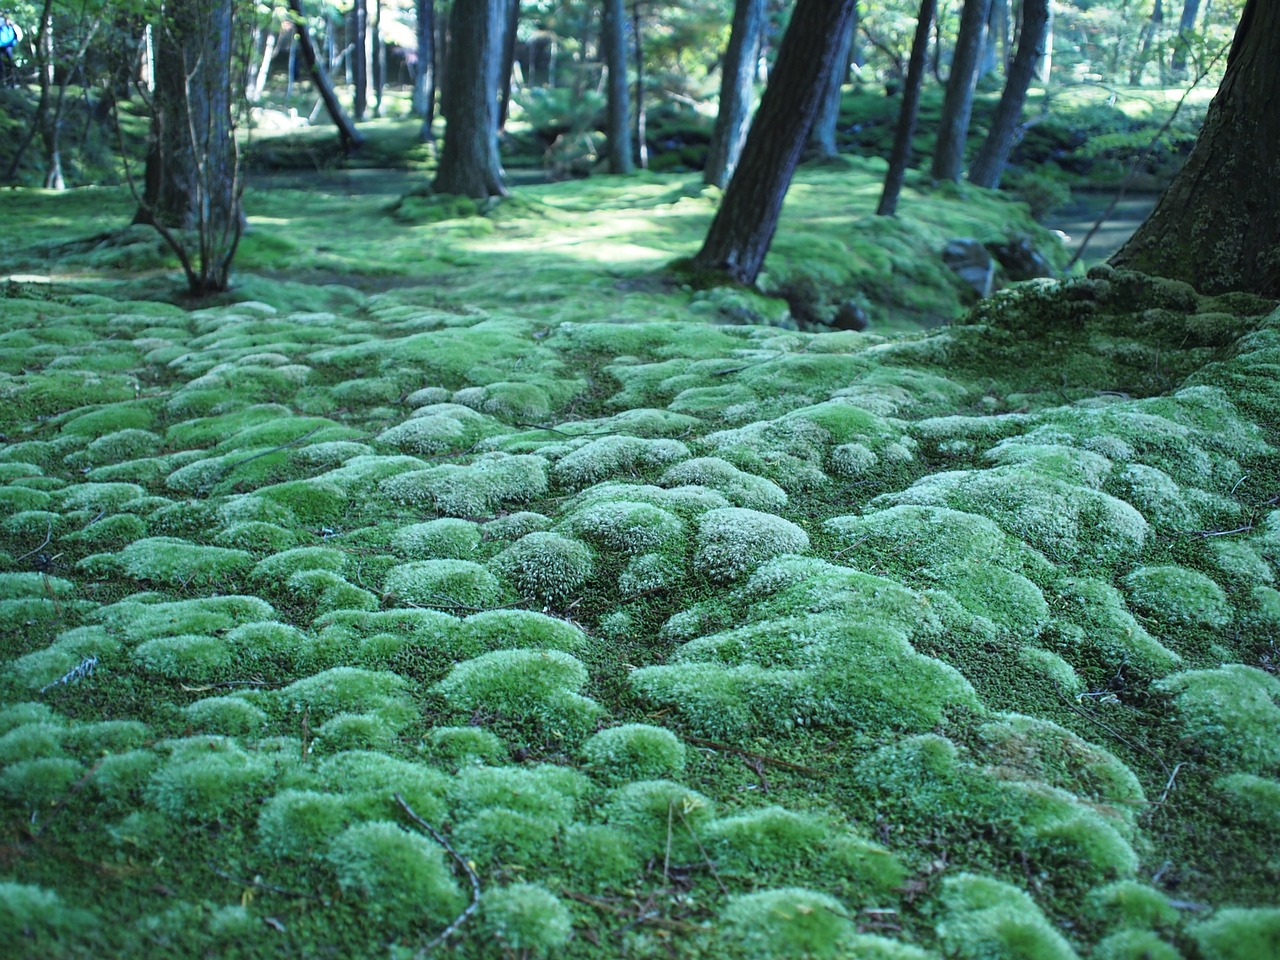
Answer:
[{"left": 0, "top": 2, "right": 1278, "bottom": 960}]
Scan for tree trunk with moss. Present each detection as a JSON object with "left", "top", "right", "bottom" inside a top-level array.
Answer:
[
  {"left": 433, "top": 0, "right": 508, "bottom": 199},
  {"left": 1111, "top": 0, "right": 1280, "bottom": 297},
  {"left": 691, "top": 0, "right": 858, "bottom": 285}
]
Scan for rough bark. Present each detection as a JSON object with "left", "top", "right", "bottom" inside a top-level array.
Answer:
[
  {"left": 287, "top": 0, "right": 363, "bottom": 151},
  {"left": 704, "top": 0, "right": 765, "bottom": 187},
  {"left": 602, "top": 0, "right": 633, "bottom": 172},
  {"left": 808, "top": 4, "right": 857, "bottom": 158},
  {"left": 968, "top": 0, "right": 1050, "bottom": 188},
  {"left": 433, "top": 0, "right": 508, "bottom": 199},
  {"left": 930, "top": 0, "right": 994, "bottom": 182},
  {"left": 877, "top": 0, "right": 937, "bottom": 216},
  {"left": 690, "top": 0, "right": 859, "bottom": 285},
  {"left": 1112, "top": 0, "right": 1280, "bottom": 296}
]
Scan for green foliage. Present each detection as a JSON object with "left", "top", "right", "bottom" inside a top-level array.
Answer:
[
  {"left": 325, "top": 821, "right": 464, "bottom": 924},
  {"left": 480, "top": 884, "right": 573, "bottom": 957},
  {"left": 433, "top": 649, "right": 602, "bottom": 733},
  {"left": 582, "top": 724, "right": 687, "bottom": 783},
  {"left": 491, "top": 532, "right": 595, "bottom": 603},
  {"left": 719, "top": 887, "right": 855, "bottom": 959},
  {"left": 144, "top": 741, "right": 279, "bottom": 822}
]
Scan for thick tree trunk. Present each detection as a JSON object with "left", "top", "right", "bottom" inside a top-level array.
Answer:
[
  {"left": 602, "top": 0, "right": 633, "bottom": 172},
  {"left": 704, "top": 0, "right": 765, "bottom": 187},
  {"left": 931, "top": 0, "right": 994, "bottom": 181},
  {"left": 353, "top": 0, "right": 368, "bottom": 120},
  {"left": 877, "top": 0, "right": 937, "bottom": 216},
  {"left": 1112, "top": 0, "right": 1280, "bottom": 296},
  {"left": 690, "top": 0, "right": 858, "bottom": 285},
  {"left": 808, "top": 4, "right": 857, "bottom": 158},
  {"left": 413, "top": 0, "right": 436, "bottom": 139},
  {"left": 287, "top": 0, "right": 363, "bottom": 151},
  {"left": 1171, "top": 0, "right": 1201, "bottom": 73},
  {"left": 433, "top": 0, "right": 508, "bottom": 199},
  {"left": 968, "top": 0, "right": 1050, "bottom": 188}
]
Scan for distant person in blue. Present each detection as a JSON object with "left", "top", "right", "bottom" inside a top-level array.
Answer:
[{"left": 0, "top": 13, "right": 21, "bottom": 87}]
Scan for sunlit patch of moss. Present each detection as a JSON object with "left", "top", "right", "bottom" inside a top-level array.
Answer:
[
  {"left": 491, "top": 532, "right": 594, "bottom": 603},
  {"left": 582, "top": 724, "right": 686, "bottom": 783},
  {"left": 183, "top": 695, "right": 269, "bottom": 736},
  {"left": 1157, "top": 665, "right": 1280, "bottom": 774},
  {"left": 1189, "top": 908, "right": 1280, "bottom": 960},
  {"left": 719, "top": 887, "right": 855, "bottom": 959},
  {"left": 938, "top": 874, "right": 1080, "bottom": 960},
  {"left": 479, "top": 883, "right": 573, "bottom": 959},
  {"left": 117, "top": 537, "right": 254, "bottom": 587},
  {"left": 1123, "top": 565, "right": 1232, "bottom": 631},
  {"left": 390, "top": 518, "right": 482, "bottom": 559},
  {"left": 694, "top": 508, "right": 809, "bottom": 582},
  {"left": 433, "top": 649, "right": 602, "bottom": 733},
  {"left": 384, "top": 559, "right": 502, "bottom": 608},
  {"left": 325, "top": 821, "right": 464, "bottom": 925},
  {"left": 379, "top": 452, "right": 549, "bottom": 516}
]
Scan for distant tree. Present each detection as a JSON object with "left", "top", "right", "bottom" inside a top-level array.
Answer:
[
  {"left": 1171, "top": 0, "right": 1201, "bottom": 73},
  {"left": 968, "top": 0, "right": 1050, "bottom": 188},
  {"left": 603, "top": 0, "right": 634, "bottom": 172},
  {"left": 877, "top": 0, "right": 937, "bottom": 216},
  {"left": 1131, "top": 0, "right": 1165, "bottom": 84},
  {"left": 930, "top": 0, "right": 994, "bottom": 181},
  {"left": 690, "top": 0, "right": 858, "bottom": 285},
  {"left": 287, "top": 0, "right": 363, "bottom": 152},
  {"left": 498, "top": 0, "right": 520, "bottom": 128},
  {"left": 413, "top": 0, "right": 436, "bottom": 139},
  {"left": 704, "top": 0, "right": 764, "bottom": 187},
  {"left": 433, "top": 0, "right": 508, "bottom": 198},
  {"left": 353, "top": 0, "right": 369, "bottom": 120},
  {"left": 1112, "top": 0, "right": 1279, "bottom": 295},
  {"left": 808, "top": 4, "right": 858, "bottom": 159}
]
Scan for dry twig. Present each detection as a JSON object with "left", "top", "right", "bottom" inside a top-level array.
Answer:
[{"left": 395, "top": 792, "right": 481, "bottom": 954}]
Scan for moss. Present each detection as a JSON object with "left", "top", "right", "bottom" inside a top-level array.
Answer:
[
  {"left": 390, "top": 518, "right": 482, "bottom": 559},
  {"left": 59, "top": 481, "right": 146, "bottom": 512},
  {"left": 182, "top": 696, "right": 269, "bottom": 736},
  {"left": 1156, "top": 665, "right": 1280, "bottom": 773},
  {"left": 1123, "top": 565, "right": 1233, "bottom": 630},
  {"left": 1216, "top": 773, "right": 1280, "bottom": 827},
  {"left": 553, "top": 435, "right": 691, "bottom": 488},
  {"left": 582, "top": 724, "right": 687, "bottom": 783},
  {"left": 603, "top": 779, "right": 715, "bottom": 860},
  {"left": 482, "top": 510, "right": 552, "bottom": 540},
  {"left": 287, "top": 569, "right": 380, "bottom": 615},
  {"left": 325, "top": 821, "right": 464, "bottom": 925},
  {"left": 133, "top": 634, "right": 232, "bottom": 681},
  {"left": 376, "top": 404, "right": 504, "bottom": 455},
  {"left": 422, "top": 726, "right": 508, "bottom": 766},
  {"left": 561, "top": 823, "right": 643, "bottom": 889},
  {"left": 659, "top": 457, "right": 788, "bottom": 511},
  {"left": 0, "top": 882, "right": 96, "bottom": 948},
  {"left": 213, "top": 520, "right": 299, "bottom": 553},
  {"left": 379, "top": 452, "right": 549, "bottom": 516},
  {"left": 1085, "top": 881, "right": 1178, "bottom": 930},
  {"left": 0, "top": 721, "right": 66, "bottom": 763},
  {"left": 694, "top": 508, "right": 810, "bottom": 582},
  {"left": 313, "top": 711, "right": 400, "bottom": 751},
  {"left": 224, "top": 620, "right": 313, "bottom": 668},
  {"left": 61, "top": 511, "right": 148, "bottom": 549},
  {"left": 460, "top": 609, "right": 587, "bottom": 653},
  {"left": 562, "top": 499, "right": 685, "bottom": 554},
  {"left": 117, "top": 537, "right": 254, "bottom": 587},
  {"left": 384, "top": 558, "right": 502, "bottom": 608},
  {"left": 144, "top": 742, "right": 279, "bottom": 821},
  {"left": 1189, "top": 908, "right": 1280, "bottom": 960},
  {"left": 931, "top": 563, "right": 1048, "bottom": 640},
  {"left": 480, "top": 884, "right": 573, "bottom": 958},
  {"left": 719, "top": 887, "right": 855, "bottom": 959},
  {"left": 275, "top": 667, "right": 414, "bottom": 725},
  {"left": 433, "top": 649, "right": 602, "bottom": 733},
  {"left": 453, "top": 807, "right": 559, "bottom": 870},
  {"left": 0, "top": 756, "right": 84, "bottom": 805},
  {"left": 1049, "top": 578, "right": 1181, "bottom": 678},
  {"left": 491, "top": 532, "right": 595, "bottom": 603},
  {"left": 1092, "top": 930, "right": 1180, "bottom": 960},
  {"left": 315, "top": 750, "right": 448, "bottom": 823},
  {"left": 254, "top": 479, "right": 349, "bottom": 524},
  {"left": 938, "top": 874, "right": 1080, "bottom": 960},
  {"left": 91, "top": 749, "right": 161, "bottom": 803},
  {"left": 706, "top": 806, "right": 827, "bottom": 875},
  {"left": 451, "top": 764, "right": 590, "bottom": 823}
]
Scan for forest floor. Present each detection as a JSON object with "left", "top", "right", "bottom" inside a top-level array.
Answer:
[{"left": 0, "top": 159, "right": 1277, "bottom": 960}]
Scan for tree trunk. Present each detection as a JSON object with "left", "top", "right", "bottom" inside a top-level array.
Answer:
[
  {"left": 1171, "top": 0, "right": 1201, "bottom": 73},
  {"left": 808, "top": 4, "right": 857, "bottom": 159},
  {"left": 353, "top": 0, "right": 368, "bottom": 120},
  {"left": 373, "top": 0, "right": 385, "bottom": 116},
  {"left": 287, "top": 0, "right": 363, "bottom": 152},
  {"left": 931, "top": 0, "right": 994, "bottom": 182},
  {"left": 1037, "top": 0, "right": 1053, "bottom": 81},
  {"left": 413, "top": 0, "right": 436, "bottom": 139},
  {"left": 1131, "top": 0, "right": 1164, "bottom": 85},
  {"left": 1112, "top": 0, "right": 1280, "bottom": 296},
  {"left": 968, "top": 0, "right": 1050, "bottom": 188},
  {"left": 433, "top": 0, "right": 508, "bottom": 199},
  {"left": 602, "top": 0, "right": 633, "bottom": 172},
  {"left": 705, "top": 0, "right": 765, "bottom": 187},
  {"left": 250, "top": 27, "right": 279, "bottom": 102},
  {"left": 690, "top": 0, "right": 859, "bottom": 285},
  {"left": 877, "top": 0, "right": 937, "bottom": 216},
  {"left": 497, "top": 0, "right": 519, "bottom": 129},
  {"left": 633, "top": 1, "right": 647, "bottom": 169},
  {"left": 36, "top": 0, "right": 63, "bottom": 189}
]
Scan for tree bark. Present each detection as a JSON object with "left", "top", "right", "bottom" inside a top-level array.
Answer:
[
  {"left": 808, "top": 3, "right": 857, "bottom": 158},
  {"left": 433, "top": 0, "right": 508, "bottom": 199},
  {"left": 1131, "top": 0, "right": 1165, "bottom": 85},
  {"left": 968, "top": 0, "right": 1050, "bottom": 188},
  {"left": 602, "top": 0, "right": 633, "bottom": 172},
  {"left": 413, "top": 0, "right": 436, "bottom": 139},
  {"left": 287, "top": 0, "right": 363, "bottom": 152},
  {"left": 877, "top": 0, "right": 937, "bottom": 216},
  {"left": 1171, "top": 0, "right": 1202, "bottom": 73},
  {"left": 931, "top": 0, "right": 994, "bottom": 182},
  {"left": 353, "top": 0, "right": 368, "bottom": 120},
  {"left": 633, "top": 1, "right": 647, "bottom": 169},
  {"left": 705, "top": 0, "right": 765, "bottom": 187},
  {"left": 497, "top": 0, "right": 519, "bottom": 129},
  {"left": 1112, "top": 0, "right": 1280, "bottom": 296},
  {"left": 690, "top": 0, "right": 859, "bottom": 285}
]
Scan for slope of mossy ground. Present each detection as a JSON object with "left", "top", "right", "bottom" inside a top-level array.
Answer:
[{"left": 0, "top": 172, "right": 1278, "bottom": 960}]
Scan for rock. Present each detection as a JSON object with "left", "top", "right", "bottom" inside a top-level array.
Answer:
[
  {"left": 942, "top": 239, "right": 996, "bottom": 299},
  {"left": 987, "top": 236, "right": 1055, "bottom": 281},
  {"left": 832, "top": 300, "right": 869, "bottom": 331}
]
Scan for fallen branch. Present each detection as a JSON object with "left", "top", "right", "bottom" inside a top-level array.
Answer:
[
  {"left": 681, "top": 734, "right": 825, "bottom": 776},
  {"left": 395, "top": 792, "right": 480, "bottom": 954}
]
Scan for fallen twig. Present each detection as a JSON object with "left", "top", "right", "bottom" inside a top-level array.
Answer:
[
  {"left": 395, "top": 792, "right": 481, "bottom": 954},
  {"left": 682, "top": 735, "right": 825, "bottom": 776}
]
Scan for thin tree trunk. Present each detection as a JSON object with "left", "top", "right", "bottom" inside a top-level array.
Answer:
[
  {"left": 287, "top": 0, "right": 363, "bottom": 151},
  {"left": 251, "top": 27, "right": 279, "bottom": 102},
  {"left": 878, "top": 0, "right": 937, "bottom": 216},
  {"left": 602, "top": 0, "right": 633, "bottom": 172},
  {"left": 1131, "top": 0, "right": 1164, "bottom": 85},
  {"left": 353, "top": 0, "right": 368, "bottom": 119},
  {"left": 497, "top": 0, "right": 519, "bottom": 129},
  {"left": 373, "top": 0, "right": 384, "bottom": 116},
  {"left": 413, "top": 0, "right": 436, "bottom": 139},
  {"left": 930, "top": 0, "right": 994, "bottom": 182},
  {"left": 705, "top": 0, "right": 765, "bottom": 187},
  {"left": 808, "top": 4, "right": 857, "bottom": 158},
  {"left": 1037, "top": 0, "right": 1053, "bottom": 81},
  {"left": 690, "top": 0, "right": 859, "bottom": 285},
  {"left": 1171, "top": 0, "right": 1201, "bottom": 73},
  {"left": 433, "top": 0, "right": 507, "bottom": 198},
  {"left": 633, "top": 1, "right": 647, "bottom": 168},
  {"left": 968, "top": 0, "right": 1050, "bottom": 188},
  {"left": 1112, "top": 0, "right": 1280, "bottom": 295}
]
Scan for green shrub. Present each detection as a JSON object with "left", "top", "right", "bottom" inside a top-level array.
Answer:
[
  {"left": 694, "top": 508, "right": 810, "bottom": 581},
  {"left": 384, "top": 559, "right": 503, "bottom": 608},
  {"left": 719, "top": 887, "right": 855, "bottom": 959},
  {"left": 480, "top": 884, "right": 573, "bottom": 958},
  {"left": 491, "top": 532, "right": 594, "bottom": 603},
  {"left": 325, "top": 821, "right": 464, "bottom": 924},
  {"left": 433, "top": 649, "right": 602, "bottom": 733},
  {"left": 582, "top": 724, "right": 687, "bottom": 782}
]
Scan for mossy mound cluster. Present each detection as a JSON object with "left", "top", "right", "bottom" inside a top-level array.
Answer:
[{"left": 0, "top": 236, "right": 1278, "bottom": 960}]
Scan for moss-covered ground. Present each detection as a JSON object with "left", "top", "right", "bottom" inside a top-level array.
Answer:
[{"left": 0, "top": 165, "right": 1278, "bottom": 960}]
